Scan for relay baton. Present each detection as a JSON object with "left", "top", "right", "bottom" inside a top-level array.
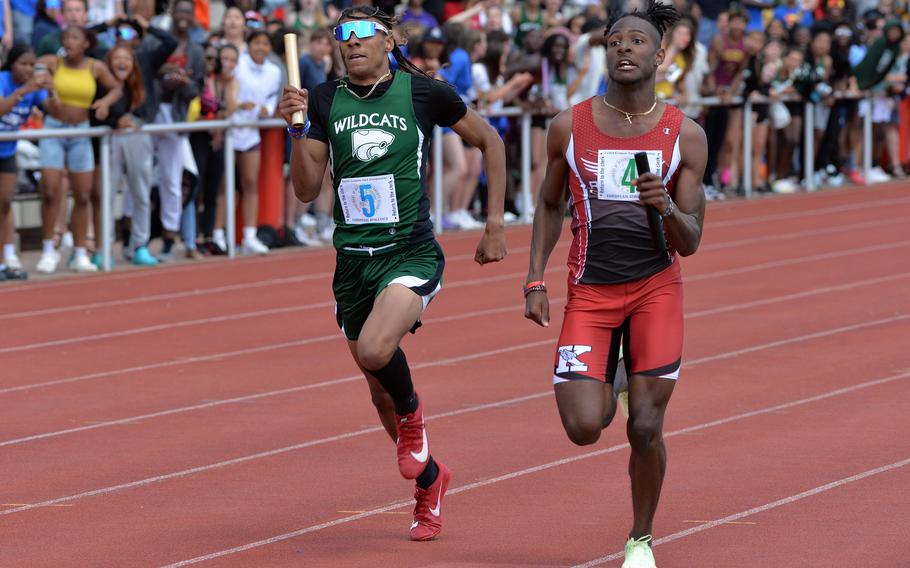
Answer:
[
  {"left": 283, "top": 33, "right": 306, "bottom": 128},
  {"left": 634, "top": 151, "right": 669, "bottom": 254}
]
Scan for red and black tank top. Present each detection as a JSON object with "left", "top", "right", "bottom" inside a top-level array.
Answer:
[{"left": 565, "top": 98, "right": 684, "bottom": 285}]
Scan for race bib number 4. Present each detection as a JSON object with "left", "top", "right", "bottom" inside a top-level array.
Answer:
[
  {"left": 596, "top": 150, "right": 662, "bottom": 201},
  {"left": 338, "top": 174, "right": 400, "bottom": 224}
]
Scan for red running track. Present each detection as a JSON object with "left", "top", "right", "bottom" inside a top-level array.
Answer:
[{"left": 1, "top": 183, "right": 909, "bottom": 567}]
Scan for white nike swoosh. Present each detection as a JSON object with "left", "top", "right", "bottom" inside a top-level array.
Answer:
[
  {"left": 410, "top": 521, "right": 419, "bottom": 529},
  {"left": 428, "top": 484, "right": 443, "bottom": 517},
  {"left": 410, "top": 419, "right": 428, "bottom": 463}
]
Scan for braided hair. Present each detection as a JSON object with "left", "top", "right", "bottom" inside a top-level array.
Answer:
[
  {"left": 338, "top": 6, "right": 434, "bottom": 80},
  {"left": 606, "top": 0, "right": 681, "bottom": 41}
]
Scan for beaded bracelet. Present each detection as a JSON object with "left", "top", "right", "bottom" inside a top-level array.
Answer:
[
  {"left": 287, "top": 119, "right": 311, "bottom": 139},
  {"left": 523, "top": 280, "right": 547, "bottom": 297}
]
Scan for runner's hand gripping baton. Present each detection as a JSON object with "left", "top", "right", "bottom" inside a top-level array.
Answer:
[
  {"left": 284, "top": 33, "right": 306, "bottom": 128},
  {"left": 634, "top": 151, "right": 669, "bottom": 254}
]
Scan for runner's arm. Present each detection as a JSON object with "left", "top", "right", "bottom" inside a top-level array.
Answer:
[
  {"left": 278, "top": 85, "right": 329, "bottom": 203},
  {"left": 527, "top": 109, "right": 571, "bottom": 282},
  {"left": 450, "top": 107, "right": 507, "bottom": 225},
  {"left": 636, "top": 117, "right": 707, "bottom": 257}
]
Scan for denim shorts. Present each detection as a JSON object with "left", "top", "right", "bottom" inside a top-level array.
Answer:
[{"left": 39, "top": 117, "right": 95, "bottom": 172}]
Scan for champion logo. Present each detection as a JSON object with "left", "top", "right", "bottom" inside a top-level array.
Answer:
[{"left": 663, "top": 127, "right": 670, "bottom": 135}]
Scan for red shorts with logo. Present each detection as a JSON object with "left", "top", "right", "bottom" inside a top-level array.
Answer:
[{"left": 553, "top": 261, "right": 683, "bottom": 384}]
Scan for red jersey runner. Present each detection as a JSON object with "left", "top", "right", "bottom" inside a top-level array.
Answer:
[{"left": 565, "top": 99, "right": 684, "bottom": 285}]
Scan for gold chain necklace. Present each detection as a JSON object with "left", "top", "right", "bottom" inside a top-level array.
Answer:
[
  {"left": 341, "top": 72, "right": 393, "bottom": 100},
  {"left": 601, "top": 96, "right": 658, "bottom": 124}
]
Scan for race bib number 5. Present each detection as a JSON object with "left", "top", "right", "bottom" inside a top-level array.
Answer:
[
  {"left": 338, "top": 174, "right": 400, "bottom": 224},
  {"left": 596, "top": 150, "right": 662, "bottom": 201}
]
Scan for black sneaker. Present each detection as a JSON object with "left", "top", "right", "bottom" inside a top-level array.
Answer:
[{"left": 1, "top": 267, "right": 28, "bottom": 281}]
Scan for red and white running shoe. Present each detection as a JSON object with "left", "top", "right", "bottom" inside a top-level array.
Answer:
[
  {"left": 409, "top": 461, "right": 452, "bottom": 541},
  {"left": 396, "top": 396, "right": 429, "bottom": 479}
]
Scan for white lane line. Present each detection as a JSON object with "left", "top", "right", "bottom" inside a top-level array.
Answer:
[
  {"left": 0, "top": 186, "right": 903, "bottom": 299},
  {"left": 0, "top": 244, "right": 559, "bottom": 322},
  {"left": 4, "top": 205, "right": 902, "bottom": 320},
  {"left": 4, "top": 235, "right": 905, "bottom": 360},
  {"left": 708, "top": 196, "right": 910, "bottom": 229},
  {"left": 684, "top": 313, "right": 910, "bottom": 368},
  {"left": 0, "top": 230, "right": 488, "bottom": 296},
  {"left": 0, "top": 339, "right": 556, "bottom": 448},
  {"left": 0, "top": 318, "right": 910, "bottom": 528},
  {"left": 700, "top": 219, "right": 895, "bottom": 251},
  {"left": 686, "top": 241, "right": 908, "bottom": 282},
  {"left": 687, "top": 272, "right": 910, "bottom": 318},
  {"left": 159, "top": 369, "right": 910, "bottom": 567},
  {"left": 0, "top": 391, "right": 552, "bottom": 517},
  {"left": 0, "top": 273, "right": 905, "bottom": 447},
  {"left": 571, "top": 457, "right": 910, "bottom": 567},
  {"left": 0, "top": 267, "right": 564, "bottom": 354}
]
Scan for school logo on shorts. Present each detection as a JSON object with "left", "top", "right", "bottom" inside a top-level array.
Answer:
[
  {"left": 352, "top": 129, "right": 395, "bottom": 162},
  {"left": 556, "top": 345, "right": 592, "bottom": 374}
]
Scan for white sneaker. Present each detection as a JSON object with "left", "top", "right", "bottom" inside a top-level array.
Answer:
[
  {"left": 60, "top": 231, "right": 74, "bottom": 250},
  {"left": 703, "top": 185, "right": 726, "bottom": 201},
  {"left": 241, "top": 236, "right": 269, "bottom": 255},
  {"left": 296, "top": 213, "right": 317, "bottom": 230},
  {"left": 867, "top": 167, "right": 892, "bottom": 184},
  {"left": 772, "top": 178, "right": 799, "bottom": 194},
  {"left": 456, "top": 209, "right": 484, "bottom": 229},
  {"left": 293, "top": 224, "right": 323, "bottom": 247},
  {"left": 36, "top": 251, "right": 60, "bottom": 274},
  {"left": 70, "top": 255, "right": 98, "bottom": 273},
  {"left": 503, "top": 211, "right": 519, "bottom": 224},
  {"left": 319, "top": 223, "right": 335, "bottom": 243},
  {"left": 621, "top": 535, "right": 657, "bottom": 568},
  {"left": 4, "top": 255, "right": 22, "bottom": 270}
]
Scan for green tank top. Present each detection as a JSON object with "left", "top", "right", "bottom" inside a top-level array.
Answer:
[
  {"left": 328, "top": 72, "right": 429, "bottom": 252},
  {"left": 515, "top": 7, "right": 543, "bottom": 48}
]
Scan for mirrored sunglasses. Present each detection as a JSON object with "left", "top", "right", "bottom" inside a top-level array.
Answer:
[
  {"left": 117, "top": 27, "right": 138, "bottom": 41},
  {"left": 333, "top": 21, "right": 390, "bottom": 42}
]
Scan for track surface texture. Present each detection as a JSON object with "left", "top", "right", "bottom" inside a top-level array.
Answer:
[{"left": 1, "top": 183, "right": 908, "bottom": 567}]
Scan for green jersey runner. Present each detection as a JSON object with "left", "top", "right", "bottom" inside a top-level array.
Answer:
[
  {"left": 327, "top": 71, "right": 429, "bottom": 252},
  {"left": 279, "top": 6, "right": 507, "bottom": 542}
]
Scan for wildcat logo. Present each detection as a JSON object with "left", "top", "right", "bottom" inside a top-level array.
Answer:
[{"left": 352, "top": 129, "right": 395, "bottom": 162}]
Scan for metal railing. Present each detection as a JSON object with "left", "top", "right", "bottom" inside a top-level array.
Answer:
[{"left": 0, "top": 93, "right": 877, "bottom": 271}]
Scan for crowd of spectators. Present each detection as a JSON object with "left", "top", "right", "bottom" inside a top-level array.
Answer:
[{"left": 0, "top": 0, "right": 908, "bottom": 281}]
